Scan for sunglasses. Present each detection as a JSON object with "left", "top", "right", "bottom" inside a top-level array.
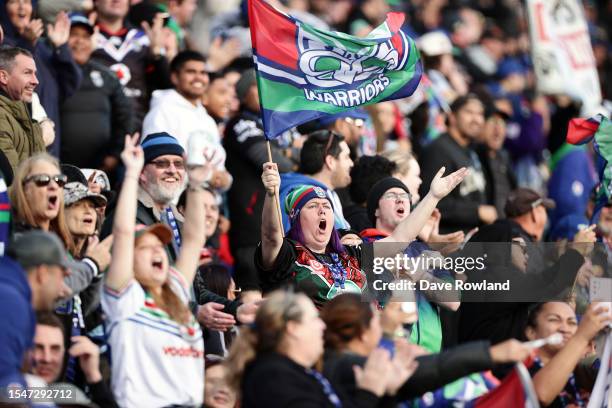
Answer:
[
  {"left": 150, "top": 159, "right": 185, "bottom": 170},
  {"left": 23, "top": 174, "right": 68, "bottom": 188}
]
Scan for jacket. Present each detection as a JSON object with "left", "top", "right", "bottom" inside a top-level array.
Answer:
[
  {"left": 101, "top": 187, "right": 184, "bottom": 262},
  {"left": 243, "top": 352, "right": 379, "bottom": 408},
  {"left": 61, "top": 60, "right": 133, "bottom": 168},
  {"left": 142, "top": 89, "right": 231, "bottom": 188},
  {"left": 0, "top": 93, "right": 45, "bottom": 173},
  {"left": 223, "top": 108, "right": 294, "bottom": 249},
  {"left": 419, "top": 133, "right": 487, "bottom": 233},
  {"left": 0, "top": 256, "right": 34, "bottom": 389},
  {"left": 0, "top": 10, "right": 83, "bottom": 157},
  {"left": 323, "top": 340, "right": 494, "bottom": 406},
  {"left": 92, "top": 23, "right": 172, "bottom": 126}
]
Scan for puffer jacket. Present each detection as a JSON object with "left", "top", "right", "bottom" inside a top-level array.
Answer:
[{"left": 0, "top": 93, "right": 45, "bottom": 173}]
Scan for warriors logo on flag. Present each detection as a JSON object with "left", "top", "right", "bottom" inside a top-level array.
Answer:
[{"left": 248, "top": 0, "right": 422, "bottom": 138}]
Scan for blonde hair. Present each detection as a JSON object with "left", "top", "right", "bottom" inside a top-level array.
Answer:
[
  {"left": 381, "top": 150, "right": 415, "bottom": 176},
  {"left": 9, "top": 153, "right": 75, "bottom": 255},
  {"left": 225, "top": 291, "right": 307, "bottom": 391}
]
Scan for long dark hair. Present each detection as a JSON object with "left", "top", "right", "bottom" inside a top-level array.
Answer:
[{"left": 199, "top": 263, "right": 233, "bottom": 298}]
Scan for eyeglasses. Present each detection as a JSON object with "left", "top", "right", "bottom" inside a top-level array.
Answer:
[
  {"left": 23, "top": 174, "right": 68, "bottom": 188},
  {"left": 150, "top": 159, "right": 185, "bottom": 170},
  {"left": 381, "top": 192, "right": 411, "bottom": 201}
]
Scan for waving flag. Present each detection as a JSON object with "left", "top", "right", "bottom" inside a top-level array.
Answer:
[
  {"left": 566, "top": 114, "right": 612, "bottom": 223},
  {"left": 248, "top": 0, "right": 422, "bottom": 138},
  {"left": 588, "top": 331, "right": 612, "bottom": 408},
  {"left": 468, "top": 361, "right": 540, "bottom": 408}
]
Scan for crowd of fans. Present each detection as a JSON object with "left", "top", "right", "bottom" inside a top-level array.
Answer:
[{"left": 0, "top": 0, "right": 611, "bottom": 407}]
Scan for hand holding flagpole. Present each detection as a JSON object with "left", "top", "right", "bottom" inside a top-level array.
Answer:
[{"left": 265, "top": 142, "right": 285, "bottom": 236}]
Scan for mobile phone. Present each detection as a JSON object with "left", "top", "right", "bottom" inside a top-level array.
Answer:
[{"left": 187, "top": 134, "right": 206, "bottom": 167}]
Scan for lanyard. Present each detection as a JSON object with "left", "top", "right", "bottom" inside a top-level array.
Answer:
[
  {"left": 534, "top": 357, "right": 584, "bottom": 407},
  {"left": 310, "top": 250, "right": 348, "bottom": 290},
  {"left": 304, "top": 368, "right": 342, "bottom": 408},
  {"left": 164, "top": 207, "right": 182, "bottom": 248}
]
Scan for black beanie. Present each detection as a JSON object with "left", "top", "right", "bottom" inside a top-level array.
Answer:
[
  {"left": 141, "top": 132, "right": 185, "bottom": 164},
  {"left": 366, "top": 177, "right": 410, "bottom": 225}
]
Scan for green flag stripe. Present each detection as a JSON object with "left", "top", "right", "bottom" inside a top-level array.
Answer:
[{"left": 259, "top": 43, "right": 420, "bottom": 113}]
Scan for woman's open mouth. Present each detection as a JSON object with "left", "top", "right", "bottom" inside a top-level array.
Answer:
[
  {"left": 47, "top": 195, "right": 58, "bottom": 210},
  {"left": 318, "top": 219, "right": 327, "bottom": 232}
]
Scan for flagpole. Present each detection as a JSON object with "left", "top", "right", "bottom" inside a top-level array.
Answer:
[{"left": 266, "top": 140, "right": 286, "bottom": 237}]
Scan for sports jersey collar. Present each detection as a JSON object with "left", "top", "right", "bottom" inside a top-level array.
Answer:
[{"left": 97, "top": 22, "right": 129, "bottom": 37}]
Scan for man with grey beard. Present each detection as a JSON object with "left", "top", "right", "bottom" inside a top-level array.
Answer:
[{"left": 101, "top": 132, "right": 187, "bottom": 262}]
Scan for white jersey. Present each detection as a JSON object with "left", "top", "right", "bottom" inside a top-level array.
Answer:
[{"left": 102, "top": 269, "right": 204, "bottom": 408}]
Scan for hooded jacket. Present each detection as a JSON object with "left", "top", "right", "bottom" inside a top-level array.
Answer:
[
  {"left": 142, "top": 89, "right": 230, "bottom": 187},
  {"left": 0, "top": 256, "right": 34, "bottom": 389},
  {"left": 0, "top": 93, "right": 45, "bottom": 173}
]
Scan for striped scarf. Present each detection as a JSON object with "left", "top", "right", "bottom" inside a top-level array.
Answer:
[{"left": 0, "top": 176, "right": 9, "bottom": 256}]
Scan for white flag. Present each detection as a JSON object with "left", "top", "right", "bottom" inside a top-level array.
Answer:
[
  {"left": 526, "top": 0, "right": 603, "bottom": 116},
  {"left": 588, "top": 332, "right": 612, "bottom": 408}
]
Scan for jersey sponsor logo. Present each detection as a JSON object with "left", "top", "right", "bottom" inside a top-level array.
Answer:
[
  {"left": 162, "top": 346, "right": 204, "bottom": 358},
  {"left": 90, "top": 70, "right": 104, "bottom": 88},
  {"left": 110, "top": 63, "right": 132, "bottom": 86}
]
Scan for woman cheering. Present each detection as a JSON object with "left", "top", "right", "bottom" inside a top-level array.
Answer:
[
  {"left": 102, "top": 134, "right": 211, "bottom": 408},
  {"left": 256, "top": 162, "right": 467, "bottom": 306}
]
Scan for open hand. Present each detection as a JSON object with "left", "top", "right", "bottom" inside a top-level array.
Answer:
[
  {"left": 47, "top": 12, "right": 70, "bottom": 48},
  {"left": 142, "top": 13, "right": 165, "bottom": 55},
  {"left": 197, "top": 302, "right": 236, "bottom": 331},
  {"left": 429, "top": 167, "right": 468, "bottom": 200},
  {"left": 207, "top": 36, "right": 242, "bottom": 71},
  {"left": 23, "top": 19, "right": 44, "bottom": 45}
]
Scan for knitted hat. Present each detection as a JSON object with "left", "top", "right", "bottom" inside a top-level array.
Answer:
[
  {"left": 141, "top": 132, "right": 185, "bottom": 164},
  {"left": 285, "top": 185, "right": 332, "bottom": 224},
  {"left": 366, "top": 177, "right": 410, "bottom": 224}
]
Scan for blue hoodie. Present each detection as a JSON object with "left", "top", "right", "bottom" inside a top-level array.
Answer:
[
  {"left": 279, "top": 172, "right": 350, "bottom": 232},
  {"left": 0, "top": 256, "right": 35, "bottom": 389},
  {"left": 548, "top": 144, "right": 597, "bottom": 227}
]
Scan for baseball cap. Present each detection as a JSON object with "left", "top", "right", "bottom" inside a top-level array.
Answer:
[
  {"left": 63, "top": 182, "right": 107, "bottom": 208},
  {"left": 417, "top": 31, "right": 453, "bottom": 57},
  {"left": 505, "top": 188, "right": 556, "bottom": 218},
  {"left": 69, "top": 13, "right": 94, "bottom": 35},
  {"left": 8, "top": 230, "right": 80, "bottom": 271},
  {"left": 135, "top": 223, "right": 173, "bottom": 245}
]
